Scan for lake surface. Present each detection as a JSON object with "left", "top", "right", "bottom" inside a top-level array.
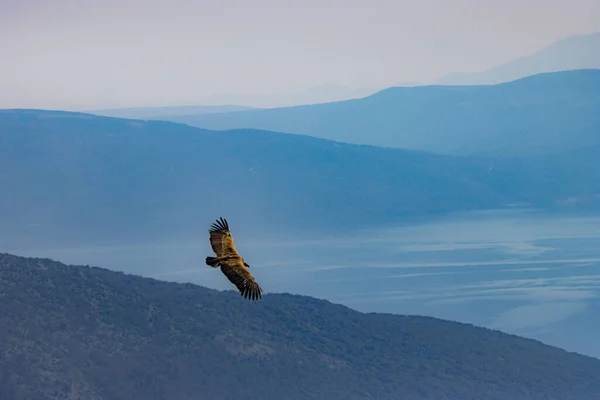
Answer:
[{"left": 10, "top": 209, "right": 600, "bottom": 359}]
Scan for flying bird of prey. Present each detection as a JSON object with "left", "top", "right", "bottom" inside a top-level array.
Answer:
[{"left": 205, "top": 217, "right": 263, "bottom": 300}]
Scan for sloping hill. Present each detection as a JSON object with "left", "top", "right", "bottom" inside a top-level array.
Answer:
[
  {"left": 1, "top": 252, "right": 599, "bottom": 400},
  {"left": 0, "top": 109, "right": 514, "bottom": 248},
  {"left": 2, "top": 109, "right": 600, "bottom": 250},
  {"left": 161, "top": 69, "right": 600, "bottom": 156},
  {"left": 436, "top": 32, "right": 600, "bottom": 85}
]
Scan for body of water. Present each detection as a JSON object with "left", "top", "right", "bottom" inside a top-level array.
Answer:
[{"left": 9, "top": 209, "right": 600, "bottom": 359}]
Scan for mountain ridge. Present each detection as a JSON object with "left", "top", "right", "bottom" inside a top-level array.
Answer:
[
  {"left": 155, "top": 69, "right": 600, "bottom": 156},
  {"left": 0, "top": 108, "right": 508, "bottom": 248},
  {"left": 1, "top": 251, "right": 600, "bottom": 399},
  {"left": 2, "top": 108, "right": 600, "bottom": 249}
]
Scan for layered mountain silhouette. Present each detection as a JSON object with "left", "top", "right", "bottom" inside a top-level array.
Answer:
[
  {"left": 153, "top": 70, "right": 600, "bottom": 156},
  {"left": 1, "top": 252, "right": 599, "bottom": 400},
  {"left": 1, "top": 109, "right": 599, "bottom": 249}
]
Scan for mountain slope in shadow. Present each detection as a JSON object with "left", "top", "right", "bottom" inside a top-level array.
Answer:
[{"left": 1, "top": 252, "right": 599, "bottom": 400}]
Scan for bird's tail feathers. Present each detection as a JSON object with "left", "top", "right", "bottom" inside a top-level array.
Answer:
[{"left": 205, "top": 256, "right": 219, "bottom": 267}]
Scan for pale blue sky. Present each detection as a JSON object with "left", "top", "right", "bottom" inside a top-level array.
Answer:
[{"left": 1, "top": 0, "right": 599, "bottom": 109}]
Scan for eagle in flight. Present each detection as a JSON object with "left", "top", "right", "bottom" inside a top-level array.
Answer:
[{"left": 205, "top": 217, "right": 263, "bottom": 301}]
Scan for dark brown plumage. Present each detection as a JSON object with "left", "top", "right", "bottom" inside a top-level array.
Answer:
[{"left": 205, "top": 217, "right": 263, "bottom": 301}]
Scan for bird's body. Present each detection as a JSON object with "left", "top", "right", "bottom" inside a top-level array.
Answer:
[{"left": 205, "top": 217, "right": 263, "bottom": 300}]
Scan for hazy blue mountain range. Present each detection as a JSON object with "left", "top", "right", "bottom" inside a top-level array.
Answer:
[
  {"left": 1, "top": 252, "right": 599, "bottom": 400},
  {"left": 0, "top": 109, "right": 504, "bottom": 248},
  {"left": 89, "top": 104, "right": 254, "bottom": 120},
  {"left": 90, "top": 85, "right": 381, "bottom": 115},
  {"left": 187, "top": 84, "right": 382, "bottom": 108},
  {"left": 1, "top": 109, "right": 599, "bottom": 249},
  {"left": 435, "top": 32, "right": 600, "bottom": 85},
  {"left": 155, "top": 69, "right": 600, "bottom": 156}
]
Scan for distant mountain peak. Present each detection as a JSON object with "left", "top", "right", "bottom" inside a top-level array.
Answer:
[{"left": 435, "top": 31, "right": 600, "bottom": 85}]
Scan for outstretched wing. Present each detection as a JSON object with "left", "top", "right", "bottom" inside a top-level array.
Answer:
[
  {"left": 208, "top": 217, "right": 239, "bottom": 257},
  {"left": 220, "top": 260, "right": 263, "bottom": 301}
]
